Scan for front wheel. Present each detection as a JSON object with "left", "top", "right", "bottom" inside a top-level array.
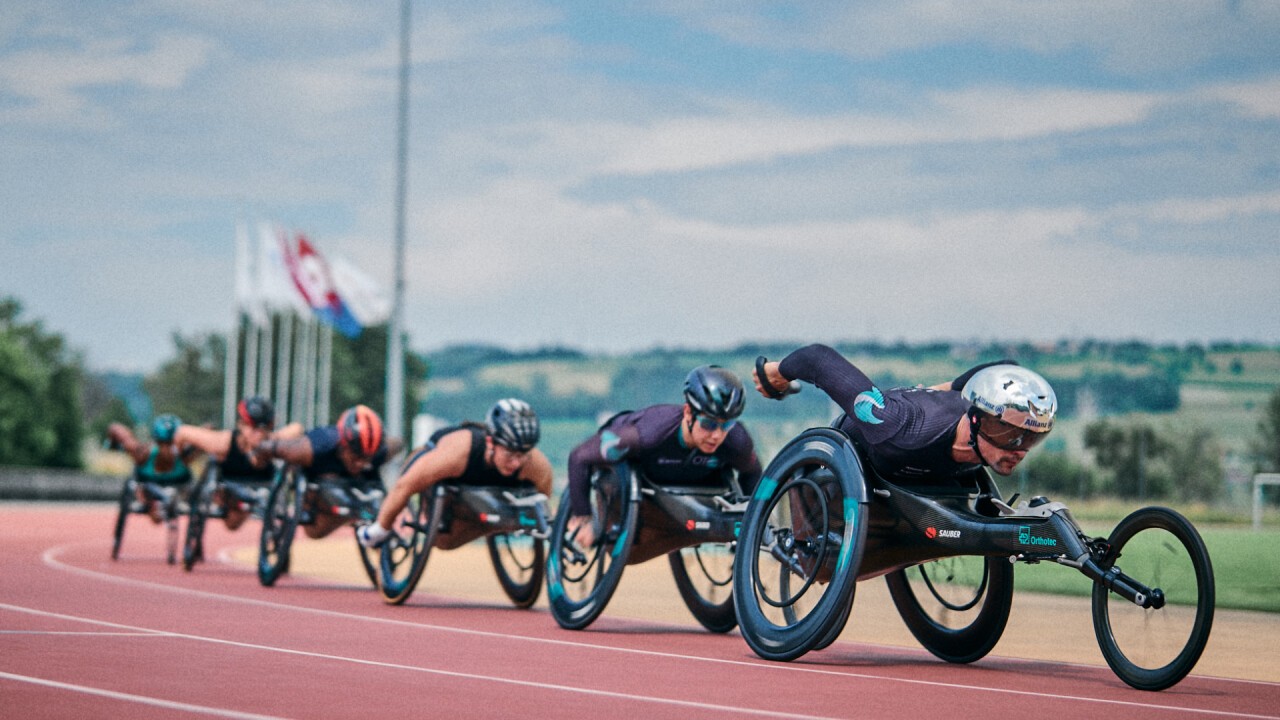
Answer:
[
  {"left": 258, "top": 469, "right": 302, "bottom": 587},
  {"left": 669, "top": 543, "right": 737, "bottom": 633},
  {"left": 1092, "top": 507, "right": 1214, "bottom": 691},
  {"left": 886, "top": 555, "right": 1014, "bottom": 664},
  {"left": 488, "top": 533, "right": 545, "bottom": 608},
  {"left": 110, "top": 476, "right": 135, "bottom": 561}
]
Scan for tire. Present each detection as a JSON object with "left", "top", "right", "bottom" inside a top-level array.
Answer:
[
  {"left": 812, "top": 591, "right": 854, "bottom": 651},
  {"left": 669, "top": 544, "right": 737, "bottom": 633},
  {"left": 183, "top": 466, "right": 216, "bottom": 571},
  {"left": 379, "top": 488, "right": 444, "bottom": 605},
  {"left": 488, "top": 532, "right": 545, "bottom": 608},
  {"left": 111, "top": 476, "right": 134, "bottom": 561},
  {"left": 1091, "top": 507, "right": 1215, "bottom": 691},
  {"left": 886, "top": 555, "right": 1014, "bottom": 664},
  {"left": 547, "top": 465, "right": 639, "bottom": 630},
  {"left": 356, "top": 535, "right": 379, "bottom": 588},
  {"left": 733, "top": 432, "right": 867, "bottom": 662},
  {"left": 258, "top": 469, "right": 302, "bottom": 587}
]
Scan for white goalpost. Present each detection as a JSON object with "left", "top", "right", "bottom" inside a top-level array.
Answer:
[{"left": 1254, "top": 473, "right": 1280, "bottom": 531}]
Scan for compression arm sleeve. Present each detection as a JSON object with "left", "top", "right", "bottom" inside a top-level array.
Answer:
[{"left": 777, "top": 344, "right": 877, "bottom": 418}]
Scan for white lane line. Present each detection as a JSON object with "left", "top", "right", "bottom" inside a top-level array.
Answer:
[
  {"left": 0, "top": 669, "right": 292, "bottom": 720},
  {"left": 0, "top": 602, "right": 839, "bottom": 720},
  {"left": 40, "top": 543, "right": 1280, "bottom": 720},
  {"left": 0, "top": 631, "right": 163, "bottom": 637}
]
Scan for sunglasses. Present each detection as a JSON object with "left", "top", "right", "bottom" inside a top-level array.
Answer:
[
  {"left": 976, "top": 415, "right": 1049, "bottom": 451},
  {"left": 695, "top": 415, "right": 737, "bottom": 432}
]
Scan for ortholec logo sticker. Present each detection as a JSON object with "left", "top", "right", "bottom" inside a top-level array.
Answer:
[
  {"left": 1018, "top": 525, "right": 1058, "bottom": 546},
  {"left": 926, "top": 527, "right": 960, "bottom": 539}
]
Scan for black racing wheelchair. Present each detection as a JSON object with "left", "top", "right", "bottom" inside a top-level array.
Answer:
[
  {"left": 375, "top": 482, "right": 551, "bottom": 608},
  {"left": 732, "top": 391, "right": 1215, "bottom": 691},
  {"left": 110, "top": 471, "right": 188, "bottom": 565},
  {"left": 256, "top": 468, "right": 383, "bottom": 588},
  {"left": 545, "top": 463, "right": 749, "bottom": 633},
  {"left": 181, "top": 461, "right": 278, "bottom": 571}
]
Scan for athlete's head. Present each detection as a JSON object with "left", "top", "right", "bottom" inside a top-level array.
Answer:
[
  {"left": 337, "top": 404, "right": 384, "bottom": 459},
  {"left": 237, "top": 395, "right": 275, "bottom": 430},
  {"left": 151, "top": 414, "right": 181, "bottom": 444},
  {"left": 961, "top": 365, "right": 1056, "bottom": 475},
  {"left": 486, "top": 398, "right": 541, "bottom": 452},
  {"left": 682, "top": 365, "right": 745, "bottom": 454}
]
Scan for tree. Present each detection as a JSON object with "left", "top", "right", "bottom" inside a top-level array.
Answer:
[
  {"left": 1083, "top": 418, "right": 1171, "bottom": 500},
  {"left": 1023, "top": 450, "right": 1096, "bottom": 499},
  {"left": 1254, "top": 386, "right": 1280, "bottom": 473},
  {"left": 0, "top": 297, "right": 84, "bottom": 467},
  {"left": 144, "top": 332, "right": 228, "bottom": 427},
  {"left": 1166, "top": 426, "right": 1224, "bottom": 504},
  {"left": 330, "top": 323, "right": 427, "bottom": 428}
]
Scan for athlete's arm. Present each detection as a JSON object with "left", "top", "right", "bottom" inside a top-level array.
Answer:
[
  {"left": 173, "top": 425, "right": 233, "bottom": 461},
  {"left": 520, "top": 449, "right": 554, "bottom": 497},
  {"left": 256, "top": 436, "right": 314, "bottom": 468},
  {"left": 106, "top": 422, "right": 149, "bottom": 464},
  {"left": 373, "top": 429, "right": 471, "bottom": 531},
  {"left": 777, "top": 344, "right": 877, "bottom": 417}
]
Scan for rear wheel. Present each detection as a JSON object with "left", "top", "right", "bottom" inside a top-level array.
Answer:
[
  {"left": 258, "top": 469, "right": 302, "bottom": 587},
  {"left": 379, "top": 488, "right": 443, "bottom": 605},
  {"left": 547, "top": 465, "right": 638, "bottom": 630},
  {"left": 886, "top": 555, "right": 1014, "bottom": 664},
  {"left": 183, "top": 466, "right": 217, "bottom": 571},
  {"left": 733, "top": 432, "right": 866, "bottom": 662},
  {"left": 669, "top": 543, "right": 737, "bottom": 633},
  {"left": 488, "top": 532, "right": 545, "bottom": 608},
  {"left": 1092, "top": 507, "right": 1214, "bottom": 691}
]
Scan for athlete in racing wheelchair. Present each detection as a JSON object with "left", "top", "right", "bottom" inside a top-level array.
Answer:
[
  {"left": 174, "top": 396, "right": 304, "bottom": 570},
  {"left": 357, "top": 399, "right": 554, "bottom": 608},
  {"left": 253, "top": 404, "right": 403, "bottom": 587},
  {"left": 106, "top": 415, "right": 196, "bottom": 565},
  {"left": 547, "top": 365, "right": 762, "bottom": 632},
  {"left": 736, "top": 346, "right": 1214, "bottom": 691}
]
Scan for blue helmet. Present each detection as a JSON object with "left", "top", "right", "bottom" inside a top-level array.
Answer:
[{"left": 151, "top": 414, "right": 181, "bottom": 444}]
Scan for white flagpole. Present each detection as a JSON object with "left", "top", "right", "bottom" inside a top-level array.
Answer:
[
  {"left": 292, "top": 317, "right": 312, "bottom": 426},
  {"left": 259, "top": 313, "right": 274, "bottom": 401},
  {"left": 386, "top": 0, "right": 412, "bottom": 442},
  {"left": 318, "top": 324, "right": 333, "bottom": 423},
  {"left": 276, "top": 312, "right": 294, "bottom": 427}
]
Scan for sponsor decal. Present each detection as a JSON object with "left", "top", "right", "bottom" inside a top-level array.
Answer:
[
  {"left": 600, "top": 431, "right": 625, "bottom": 462},
  {"left": 479, "top": 513, "right": 501, "bottom": 525},
  {"left": 925, "top": 527, "right": 960, "bottom": 540},
  {"left": 686, "top": 520, "right": 711, "bottom": 531},
  {"left": 854, "top": 387, "right": 886, "bottom": 425},
  {"left": 1018, "top": 525, "right": 1057, "bottom": 547}
]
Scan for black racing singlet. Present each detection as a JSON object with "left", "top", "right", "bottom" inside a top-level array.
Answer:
[
  {"left": 402, "top": 426, "right": 526, "bottom": 488},
  {"left": 219, "top": 428, "right": 276, "bottom": 480},
  {"left": 566, "top": 404, "right": 761, "bottom": 516},
  {"left": 779, "top": 344, "right": 1002, "bottom": 483}
]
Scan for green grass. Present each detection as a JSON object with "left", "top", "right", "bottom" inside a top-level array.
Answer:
[{"left": 1014, "top": 524, "right": 1280, "bottom": 613}]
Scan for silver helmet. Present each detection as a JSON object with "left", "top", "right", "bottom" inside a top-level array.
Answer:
[
  {"left": 486, "top": 398, "right": 540, "bottom": 452},
  {"left": 962, "top": 365, "right": 1056, "bottom": 448}
]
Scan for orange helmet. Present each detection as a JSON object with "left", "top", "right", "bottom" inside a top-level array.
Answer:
[{"left": 338, "top": 404, "right": 384, "bottom": 457}]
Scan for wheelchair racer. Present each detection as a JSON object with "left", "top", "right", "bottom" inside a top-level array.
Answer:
[
  {"left": 357, "top": 398, "right": 553, "bottom": 548},
  {"left": 564, "top": 365, "right": 762, "bottom": 549},
  {"left": 255, "top": 404, "right": 404, "bottom": 539},
  {"left": 173, "top": 395, "right": 304, "bottom": 530},
  {"left": 106, "top": 414, "right": 196, "bottom": 524},
  {"left": 753, "top": 344, "right": 1057, "bottom": 482}
]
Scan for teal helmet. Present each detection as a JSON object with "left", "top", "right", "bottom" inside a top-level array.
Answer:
[{"left": 151, "top": 414, "right": 182, "bottom": 444}]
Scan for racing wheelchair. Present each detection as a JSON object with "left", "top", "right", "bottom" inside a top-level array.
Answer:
[
  {"left": 181, "top": 461, "right": 277, "bottom": 571},
  {"left": 732, "top": 405, "right": 1215, "bottom": 691},
  {"left": 375, "top": 482, "right": 551, "bottom": 608},
  {"left": 545, "top": 463, "right": 749, "bottom": 633},
  {"left": 256, "top": 468, "right": 383, "bottom": 588},
  {"left": 110, "top": 471, "right": 188, "bottom": 565}
]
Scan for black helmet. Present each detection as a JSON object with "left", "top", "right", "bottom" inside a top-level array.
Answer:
[
  {"left": 486, "top": 398, "right": 540, "bottom": 452},
  {"left": 684, "top": 365, "right": 745, "bottom": 420},
  {"left": 237, "top": 395, "right": 275, "bottom": 428}
]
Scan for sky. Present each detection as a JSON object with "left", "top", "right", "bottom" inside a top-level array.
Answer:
[{"left": 3, "top": 1, "right": 1280, "bottom": 373}]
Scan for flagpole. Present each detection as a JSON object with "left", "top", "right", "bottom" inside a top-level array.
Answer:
[{"left": 386, "top": 0, "right": 411, "bottom": 443}]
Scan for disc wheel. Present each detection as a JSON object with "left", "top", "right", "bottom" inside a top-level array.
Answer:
[
  {"left": 669, "top": 543, "right": 737, "bottom": 633},
  {"left": 379, "top": 488, "right": 443, "bottom": 605},
  {"left": 1092, "top": 506, "right": 1215, "bottom": 691},
  {"left": 110, "top": 475, "right": 135, "bottom": 561},
  {"left": 886, "top": 555, "right": 1014, "bottom": 664},
  {"left": 258, "top": 469, "right": 302, "bottom": 587},
  {"left": 547, "top": 465, "right": 638, "bottom": 630},
  {"left": 488, "top": 532, "right": 545, "bottom": 608},
  {"left": 733, "top": 431, "right": 867, "bottom": 662}
]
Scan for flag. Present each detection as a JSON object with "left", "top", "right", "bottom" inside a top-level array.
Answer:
[
  {"left": 280, "top": 233, "right": 364, "bottom": 338},
  {"left": 257, "top": 223, "right": 311, "bottom": 315},
  {"left": 330, "top": 254, "right": 392, "bottom": 326}
]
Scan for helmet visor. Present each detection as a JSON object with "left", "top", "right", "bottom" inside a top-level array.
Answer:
[{"left": 977, "top": 415, "right": 1050, "bottom": 451}]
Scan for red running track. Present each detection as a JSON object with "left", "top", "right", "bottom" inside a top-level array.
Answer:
[{"left": 1, "top": 504, "right": 1275, "bottom": 720}]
